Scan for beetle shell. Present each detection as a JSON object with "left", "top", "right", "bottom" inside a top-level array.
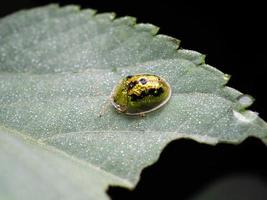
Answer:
[{"left": 111, "top": 74, "right": 172, "bottom": 115}]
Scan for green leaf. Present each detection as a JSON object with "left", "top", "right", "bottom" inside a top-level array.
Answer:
[
  {"left": 0, "top": 4, "right": 266, "bottom": 200},
  {"left": 0, "top": 127, "right": 130, "bottom": 200}
]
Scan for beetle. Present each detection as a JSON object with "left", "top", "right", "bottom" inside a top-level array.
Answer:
[{"left": 111, "top": 74, "right": 172, "bottom": 115}]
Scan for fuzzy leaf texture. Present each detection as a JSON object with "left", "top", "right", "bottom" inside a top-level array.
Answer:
[{"left": 0, "top": 4, "right": 267, "bottom": 200}]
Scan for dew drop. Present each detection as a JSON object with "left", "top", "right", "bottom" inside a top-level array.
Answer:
[
  {"left": 238, "top": 94, "right": 254, "bottom": 108},
  {"left": 223, "top": 74, "right": 231, "bottom": 81}
]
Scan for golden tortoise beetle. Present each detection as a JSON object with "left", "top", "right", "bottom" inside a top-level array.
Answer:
[{"left": 111, "top": 74, "right": 172, "bottom": 115}]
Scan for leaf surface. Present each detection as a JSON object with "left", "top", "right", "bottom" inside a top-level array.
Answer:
[{"left": 0, "top": 4, "right": 266, "bottom": 200}]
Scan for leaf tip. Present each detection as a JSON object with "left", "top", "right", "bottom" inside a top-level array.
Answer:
[{"left": 135, "top": 23, "right": 159, "bottom": 35}]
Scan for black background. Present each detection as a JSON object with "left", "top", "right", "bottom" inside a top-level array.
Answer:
[{"left": 1, "top": 1, "right": 267, "bottom": 199}]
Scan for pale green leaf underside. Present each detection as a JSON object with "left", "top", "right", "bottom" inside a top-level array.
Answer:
[
  {"left": 0, "top": 127, "right": 130, "bottom": 200},
  {"left": 0, "top": 4, "right": 267, "bottom": 200}
]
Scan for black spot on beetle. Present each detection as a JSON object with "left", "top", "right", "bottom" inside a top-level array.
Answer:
[
  {"left": 128, "top": 81, "right": 138, "bottom": 89},
  {"left": 148, "top": 88, "right": 156, "bottom": 96},
  {"left": 130, "top": 91, "right": 147, "bottom": 101},
  {"left": 139, "top": 78, "right": 147, "bottom": 85},
  {"left": 156, "top": 87, "right": 164, "bottom": 96},
  {"left": 140, "top": 91, "right": 146, "bottom": 98},
  {"left": 130, "top": 94, "right": 140, "bottom": 101},
  {"left": 148, "top": 87, "right": 164, "bottom": 97},
  {"left": 126, "top": 75, "right": 133, "bottom": 79}
]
